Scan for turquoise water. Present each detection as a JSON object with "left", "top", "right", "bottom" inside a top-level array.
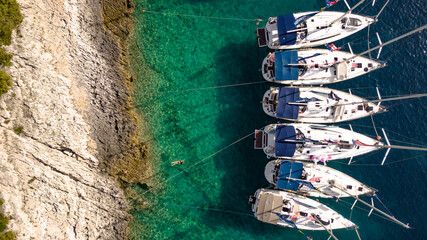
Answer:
[{"left": 128, "top": 0, "right": 427, "bottom": 239}]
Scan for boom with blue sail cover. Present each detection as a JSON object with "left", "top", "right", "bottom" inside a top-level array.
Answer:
[{"left": 274, "top": 125, "right": 297, "bottom": 157}]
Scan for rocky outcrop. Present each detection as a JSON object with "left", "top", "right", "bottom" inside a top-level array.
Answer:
[{"left": 0, "top": 0, "right": 145, "bottom": 239}]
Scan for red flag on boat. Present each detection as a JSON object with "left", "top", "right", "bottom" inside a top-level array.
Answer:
[
  {"left": 326, "top": 0, "right": 339, "bottom": 7},
  {"left": 352, "top": 139, "right": 371, "bottom": 146},
  {"left": 326, "top": 43, "right": 342, "bottom": 51}
]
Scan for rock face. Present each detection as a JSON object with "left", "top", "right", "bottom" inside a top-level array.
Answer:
[{"left": 0, "top": 0, "right": 139, "bottom": 239}]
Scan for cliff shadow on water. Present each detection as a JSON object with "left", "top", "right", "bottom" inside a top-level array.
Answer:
[{"left": 194, "top": 42, "right": 304, "bottom": 238}]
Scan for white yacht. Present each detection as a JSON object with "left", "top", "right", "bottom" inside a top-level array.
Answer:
[
  {"left": 261, "top": 50, "right": 383, "bottom": 85},
  {"left": 256, "top": 12, "right": 375, "bottom": 49},
  {"left": 249, "top": 188, "right": 355, "bottom": 230},
  {"left": 264, "top": 160, "right": 375, "bottom": 198},
  {"left": 254, "top": 123, "right": 382, "bottom": 161},
  {"left": 262, "top": 87, "right": 386, "bottom": 123}
]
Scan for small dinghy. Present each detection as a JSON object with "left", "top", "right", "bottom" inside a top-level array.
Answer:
[
  {"left": 254, "top": 123, "right": 382, "bottom": 161},
  {"left": 249, "top": 188, "right": 355, "bottom": 230},
  {"left": 262, "top": 87, "right": 386, "bottom": 123},
  {"left": 261, "top": 50, "right": 383, "bottom": 85},
  {"left": 256, "top": 11, "right": 374, "bottom": 49},
  {"left": 264, "top": 160, "right": 374, "bottom": 198}
]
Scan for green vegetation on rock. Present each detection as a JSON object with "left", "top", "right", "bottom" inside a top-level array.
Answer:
[
  {"left": 0, "top": 70, "right": 11, "bottom": 96},
  {"left": 0, "top": 216, "right": 8, "bottom": 234},
  {"left": 12, "top": 126, "right": 22, "bottom": 135},
  {"left": 0, "top": 198, "right": 15, "bottom": 240},
  {"left": 0, "top": 48, "right": 12, "bottom": 68},
  {"left": 0, "top": 0, "right": 22, "bottom": 97},
  {"left": 0, "top": 0, "right": 23, "bottom": 46},
  {"left": 0, "top": 232, "right": 15, "bottom": 240}
]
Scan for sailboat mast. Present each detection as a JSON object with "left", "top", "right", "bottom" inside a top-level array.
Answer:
[
  {"left": 335, "top": 93, "right": 427, "bottom": 106},
  {"left": 375, "top": 0, "right": 391, "bottom": 19},
  {"left": 329, "top": 0, "right": 366, "bottom": 26},
  {"left": 333, "top": 186, "right": 411, "bottom": 229},
  {"left": 378, "top": 145, "right": 427, "bottom": 151},
  {"left": 313, "top": 216, "right": 339, "bottom": 240},
  {"left": 344, "top": 24, "right": 427, "bottom": 62}
]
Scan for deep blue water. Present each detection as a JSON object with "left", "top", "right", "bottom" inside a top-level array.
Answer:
[{"left": 128, "top": 0, "right": 427, "bottom": 239}]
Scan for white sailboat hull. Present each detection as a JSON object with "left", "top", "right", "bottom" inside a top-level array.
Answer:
[
  {"left": 262, "top": 87, "right": 386, "bottom": 123},
  {"left": 251, "top": 188, "right": 355, "bottom": 230},
  {"left": 264, "top": 160, "right": 375, "bottom": 198},
  {"left": 262, "top": 49, "right": 383, "bottom": 85},
  {"left": 261, "top": 11, "right": 374, "bottom": 50},
  {"left": 256, "top": 123, "right": 382, "bottom": 161}
]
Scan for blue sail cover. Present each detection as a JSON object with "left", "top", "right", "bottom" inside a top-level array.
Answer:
[
  {"left": 274, "top": 51, "right": 299, "bottom": 81},
  {"left": 277, "top": 14, "right": 297, "bottom": 46},
  {"left": 275, "top": 125, "right": 297, "bottom": 157},
  {"left": 276, "top": 87, "right": 300, "bottom": 119},
  {"left": 276, "top": 161, "right": 303, "bottom": 191}
]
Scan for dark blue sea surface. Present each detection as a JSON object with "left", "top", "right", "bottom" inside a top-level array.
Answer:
[{"left": 128, "top": 0, "right": 427, "bottom": 239}]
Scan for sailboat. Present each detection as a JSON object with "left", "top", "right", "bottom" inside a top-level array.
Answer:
[
  {"left": 249, "top": 188, "right": 356, "bottom": 230},
  {"left": 264, "top": 160, "right": 375, "bottom": 198},
  {"left": 262, "top": 86, "right": 386, "bottom": 123},
  {"left": 256, "top": 11, "right": 374, "bottom": 49},
  {"left": 261, "top": 49, "right": 383, "bottom": 85},
  {"left": 254, "top": 123, "right": 382, "bottom": 161}
]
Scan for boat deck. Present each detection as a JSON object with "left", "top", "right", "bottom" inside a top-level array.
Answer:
[
  {"left": 254, "top": 130, "right": 264, "bottom": 149},
  {"left": 257, "top": 28, "right": 267, "bottom": 47}
]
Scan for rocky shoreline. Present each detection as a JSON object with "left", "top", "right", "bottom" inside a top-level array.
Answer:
[{"left": 0, "top": 0, "right": 148, "bottom": 239}]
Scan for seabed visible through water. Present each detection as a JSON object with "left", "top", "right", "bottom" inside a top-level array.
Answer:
[{"left": 127, "top": 0, "right": 427, "bottom": 239}]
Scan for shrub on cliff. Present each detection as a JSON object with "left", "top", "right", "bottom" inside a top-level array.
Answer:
[
  {"left": 0, "top": 70, "right": 11, "bottom": 96},
  {"left": 12, "top": 126, "right": 22, "bottom": 135},
  {"left": 0, "top": 232, "right": 15, "bottom": 240},
  {"left": 0, "top": 0, "right": 23, "bottom": 46},
  {"left": 0, "top": 214, "right": 7, "bottom": 233},
  {"left": 0, "top": 199, "right": 15, "bottom": 240},
  {"left": 0, "top": 48, "right": 12, "bottom": 67}
]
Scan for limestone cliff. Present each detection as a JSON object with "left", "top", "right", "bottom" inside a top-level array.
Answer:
[{"left": 0, "top": 0, "right": 144, "bottom": 239}]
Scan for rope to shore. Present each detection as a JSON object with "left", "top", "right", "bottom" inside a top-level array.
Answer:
[
  {"left": 130, "top": 131, "right": 255, "bottom": 202},
  {"left": 142, "top": 9, "right": 264, "bottom": 24},
  {"left": 156, "top": 81, "right": 267, "bottom": 94},
  {"left": 158, "top": 203, "right": 254, "bottom": 217}
]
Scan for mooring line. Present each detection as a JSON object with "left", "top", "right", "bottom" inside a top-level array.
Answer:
[
  {"left": 157, "top": 81, "right": 267, "bottom": 93},
  {"left": 142, "top": 9, "right": 264, "bottom": 23},
  {"left": 131, "top": 131, "right": 255, "bottom": 200},
  {"left": 165, "top": 203, "right": 254, "bottom": 217}
]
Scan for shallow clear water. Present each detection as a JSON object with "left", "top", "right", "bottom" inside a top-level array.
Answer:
[{"left": 128, "top": 0, "right": 427, "bottom": 239}]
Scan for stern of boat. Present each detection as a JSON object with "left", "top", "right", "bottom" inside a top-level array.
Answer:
[
  {"left": 256, "top": 28, "right": 267, "bottom": 47},
  {"left": 264, "top": 160, "right": 277, "bottom": 185},
  {"left": 249, "top": 189, "right": 263, "bottom": 216},
  {"left": 262, "top": 53, "right": 275, "bottom": 82},
  {"left": 262, "top": 87, "right": 278, "bottom": 117},
  {"left": 255, "top": 125, "right": 276, "bottom": 158},
  {"left": 254, "top": 130, "right": 264, "bottom": 149}
]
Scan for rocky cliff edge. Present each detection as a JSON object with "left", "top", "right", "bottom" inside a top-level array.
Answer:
[{"left": 0, "top": 0, "right": 145, "bottom": 239}]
